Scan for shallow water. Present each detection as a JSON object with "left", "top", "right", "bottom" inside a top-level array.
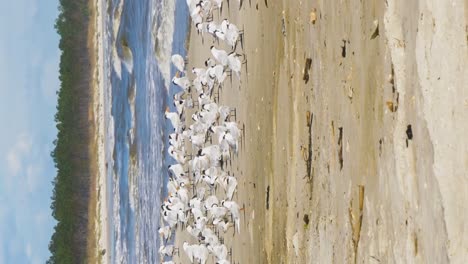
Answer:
[{"left": 101, "top": 0, "right": 189, "bottom": 262}]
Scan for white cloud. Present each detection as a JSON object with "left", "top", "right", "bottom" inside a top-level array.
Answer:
[
  {"left": 25, "top": 243, "right": 32, "bottom": 258},
  {"left": 26, "top": 163, "right": 43, "bottom": 192},
  {"left": 5, "top": 134, "right": 32, "bottom": 176}
]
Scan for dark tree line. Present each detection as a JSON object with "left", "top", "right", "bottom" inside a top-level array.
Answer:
[{"left": 47, "top": 0, "right": 94, "bottom": 263}]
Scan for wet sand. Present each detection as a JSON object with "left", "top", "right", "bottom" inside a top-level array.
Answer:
[{"left": 174, "top": 0, "right": 467, "bottom": 263}]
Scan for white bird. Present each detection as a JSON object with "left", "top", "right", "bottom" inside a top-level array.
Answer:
[
  {"left": 186, "top": 225, "right": 201, "bottom": 239},
  {"left": 193, "top": 244, "right": 209, "bottom": 264},
  {"left": 218, "top": 106, "right": 231, "bottom": 122},
  {"left": 190, "top": 133, "right": 206, "bottom": 149},
  {"left": 221, "top": 131, "right": 238, "bottom": 153},
  {"left": 158, "top": 225, "right": 172, "bottom": 241},
  {"left": 222, "top": 200, "right": 241, "bottom": 233},
  {"left": 201, "top": 227, "right": 220, "bottom": 245},
  {"left": 201, "top": 174, "right": 218, "bottom": 188},
  {"left": 172, "top": 75, "right": 191, "bottom": 91},
  {"left": 195, "top": 216, "right": 208, "bottom": 231},
  {"left": 171, "top": 54, "right": 186, "bottom": 73},
  {"left": 159, "top": 244, "right": 174, "bottom": 258},
  {"left": 227, "top": 53, "right": 242, "bottom": 79},
  {"left": 169, "top": 133, "right": 184, "bottom": 149},
  {"left": 176, "top": 186, "right": 189, "bottom": 208},
  {"left": 163, "top": 209, "right": 179, "bottom": 228},
  {"left": 165, "top": 108, "right": 182, "bottom": 132},
  {"left": 224, "top": 121, "right": 241, "bottom": 140},
  {"left": 208, "top": 244, "right": 228, "bottom": 261},
  {"left": 189, "top": 197, "right": 203, "bottom": 210},
  {"left": 183, "top": 242, "right": 195, "bottom": 263},
  {"left": 204, "top": 195, "right": 219, "bottom": 209},
  {"left": 168, "top": 145, "right": 187, "bottom": 164},
  {"left": 198, "top": 93, "right": 212, "bottom": 108},
  {"left": 213, "top": 218, "right": 232, "bottom": 233},
  {"left": 225, "top": 22, "right": 241, "bottom": 49},
  {"left": 221, "top": 174, "right": 237, "bottom": 200},
  {"left": 191, "top": 155, "right": 211, "bottom": 175},
  {"left": 201, "top": 145, "right": 222, "bottom": 164},
  {"left": 208, "top": 64, "right": 227, "bottom": 84},
  {"left": 208, "top": 204, "right": 228, "bottom": 221},
  {"left": 174, "top": 99, "right": 186, "bottom": 117},
  {"left": 210, "top": 46, "right": 229, "bottom": 66},
  {"left": 168, "top": 164, "right": 185, "bottom": 178}
]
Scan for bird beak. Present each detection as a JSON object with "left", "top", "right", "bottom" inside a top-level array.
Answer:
[{"left": 175, "top": 71, "right": 180, "bottom": 78}]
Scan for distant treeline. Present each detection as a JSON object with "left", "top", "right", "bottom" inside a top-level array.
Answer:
[{"left": 47, "top": 0, "right": 93, "bottom": 263}]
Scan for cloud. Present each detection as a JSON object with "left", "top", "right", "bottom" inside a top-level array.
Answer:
[
  {"left": 5, "top": 134, "right": 32, "bottom": 176},
  {"left": 25, "top": 243, "right": 32, "bottom": 258}
]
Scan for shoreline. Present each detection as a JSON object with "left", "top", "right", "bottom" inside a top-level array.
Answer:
[
  {"left": 173, "top": 0, "right": 467, "bottom": 263},
  {"left": 87, "top": 0, "right": 110, "bottom": 262}
]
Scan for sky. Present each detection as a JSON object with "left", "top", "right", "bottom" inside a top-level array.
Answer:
[{"left": 0, "top": 0, "right": 59, "bottom": 263}]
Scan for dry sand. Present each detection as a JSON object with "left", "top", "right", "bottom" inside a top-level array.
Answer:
[
  {"left": 88, "top": 0, "right": 110, "bottom": 262},
  {"left": 174, "top": 0, "right": 467, "bottom": 263}
]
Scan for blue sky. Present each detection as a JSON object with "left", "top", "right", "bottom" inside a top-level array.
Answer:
[{"left": 0, "top": 0, "right": 59, "bottom": 263}]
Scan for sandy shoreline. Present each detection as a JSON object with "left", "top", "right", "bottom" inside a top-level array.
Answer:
[
  {"left": 84, "top": 0, "right": 466, "bottom": 262},
  {"left": 173, "top": 0, "right": 467, "bottom": 263},
  {"left": 88, "top": 0, "right": 110, "bottom": 262}
]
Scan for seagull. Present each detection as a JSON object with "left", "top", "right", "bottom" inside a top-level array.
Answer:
[
  {"left": 165, "top": 107, "right": 182, "bottom": 132},
  {"left": 171, "top": 54, "right": 186, "bottom": 73},
  {"left": 183, "top": 242, "right": 195, "bottom": 263},
  {"left": 218, "top": 106, "right": 231, "bottom": 122},
  {"left": 203, "top": 195, "right": 219, "bottom": 209},
  {"left": 221, "top": 174, "right": 237, "bottom": 200},
  {"left": 168, "top": 164, "right": 185, "bottom": 179},
  {"left": 189, "top": 133, "right": 206, "bottom": 149},
  {"left": 224, "top": 121, "right": 241, "bottom": 140},
  {"left": 208, "top": 244, "right": 228, "bottom": 261},
  {"left": 193, "top": 244, "right": 209, "bottom": 264},
  {"left": 210, "top": 46, "right": 229, "bottom": 66},
  {"left": 174, "top": 99, "right": 186, "bottom": 117},
  {"left": 158, "top": 225, "right": 172, "bottom": 241},
  {"left": 213, "top": 218, "right": 232, "bottom": 233},
  {"left": 158, "top": 244, "right": 174, "bottom": 258},
  {"left": 227, "top": 52, "right": 242, "bottom": 79},
  {"left": 172, "top": 75, "right": 191, "bottom": 92},
  {"left": 222, "top": 200, "right": 241, "bottom": 233}
]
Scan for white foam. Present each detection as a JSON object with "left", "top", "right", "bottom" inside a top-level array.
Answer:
[{"left": 153, "top": 0, "right": 176, "bottom": 91}]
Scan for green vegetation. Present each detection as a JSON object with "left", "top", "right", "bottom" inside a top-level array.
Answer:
[{"left": 47, "top": 0, "right": 93, "bottom": 263}]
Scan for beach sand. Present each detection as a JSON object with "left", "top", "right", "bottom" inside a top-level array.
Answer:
[
  {"left": 174, "top": 0, "right": 467, "bottom": 263},
  {"left": 88, "top": 0, "right": 110, "bottom": 262}
]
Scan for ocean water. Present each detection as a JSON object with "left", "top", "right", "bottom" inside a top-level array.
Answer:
[{"left": 101, "top": 0, "right": 189, "bottom": 263}]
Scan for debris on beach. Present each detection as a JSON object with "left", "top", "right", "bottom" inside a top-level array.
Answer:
[
  {"left": 309, "top": 9, "right": 317, "bottom": 24},
  {"left": 303, "top": 58, "right": 312, "bottom": 84},
  {"left": 371, "top": 19, "right": 379, "bottom": 39},
  {"left": 282, "top": 11, "right": 287, "bottom": 36},
  {"left": 406, "top": 125, "right": 413, "bottom": 147},
  {"left": 266, "top": 185, "right": 270, "bottom": 210},
  {"left": 338, "top": 127, "right": 344, "bottom": 170},
  {"left": 341, "top": 39, "right": 347, "bottom": 58}
]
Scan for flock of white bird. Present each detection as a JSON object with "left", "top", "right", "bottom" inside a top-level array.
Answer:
[{"left": 159, "top": 0, "right": 246, "bottom": 263}]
